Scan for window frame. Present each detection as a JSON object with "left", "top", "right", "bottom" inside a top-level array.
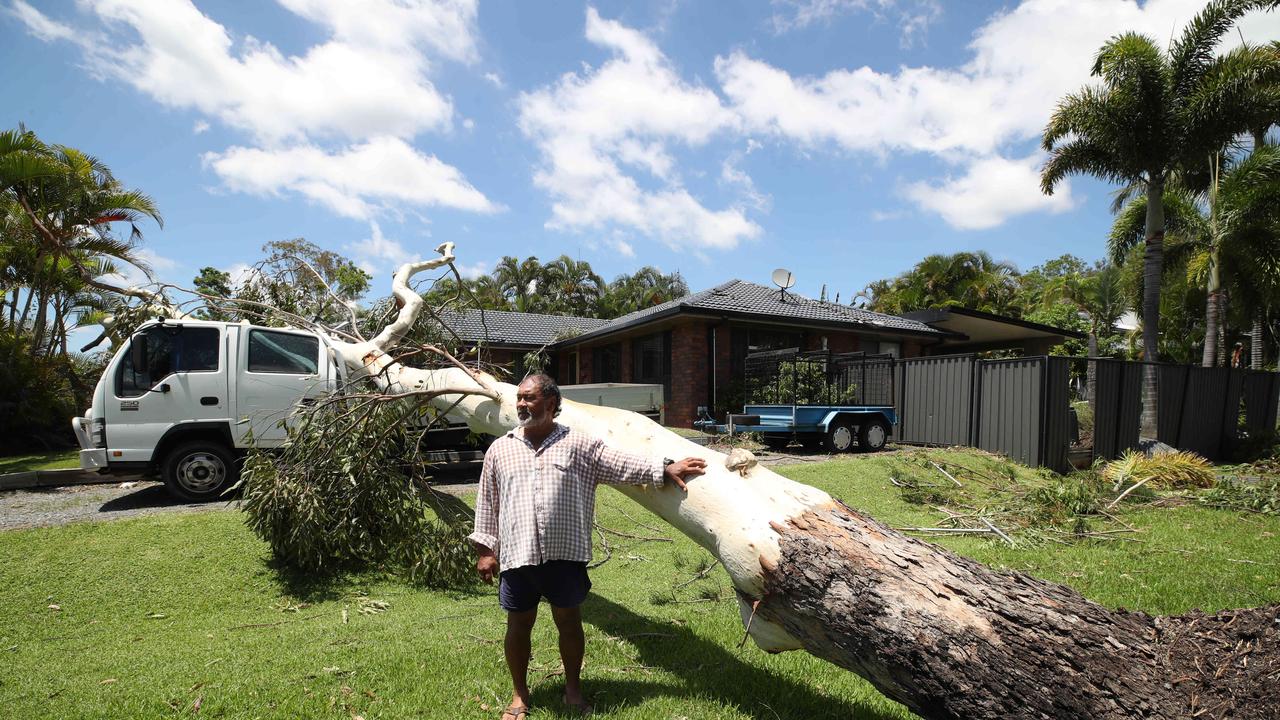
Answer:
[{"left": 246, "top": 328, "right": 321, "bottom": 376}]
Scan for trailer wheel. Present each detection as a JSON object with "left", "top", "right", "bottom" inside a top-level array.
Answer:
[
  {"left": 163, "top": 441, "right": 238, "bottom": 502},
  {"left": 858, "top": 418, "right": 890, "bottom": 453},
  {"left": 762, "top": 436, "right": 791, "bottom": 451},
  {"left": 824, "top": 419, "right": 855, "bottom": 453}
]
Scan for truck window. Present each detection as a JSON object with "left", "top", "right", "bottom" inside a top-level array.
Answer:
[
  {"left": 116, "top": 326, "right": 221, "bottom": 397},
  {"left": 248, "top": 330, "right": 319, "bottom": 374}
]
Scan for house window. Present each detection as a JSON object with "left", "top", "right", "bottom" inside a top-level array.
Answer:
[
  {"left": 632, "top": 332, "right": 669, "bottom": 385},
  {"left": 592, "top": 344, "right": 621, "bottom": 382},
  {"left": 730, "top": 327, "right": 802, "bottom": 375},
  {"left": 878, "top": 341, "right": 901, "bottom": 358}
]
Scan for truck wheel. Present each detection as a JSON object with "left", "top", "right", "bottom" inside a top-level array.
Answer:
[
  {"left": 163, "top": 441, "right": 238, "bottom": 502},
  {"left": 824, "top": 419, "right": 855, "bottom": 453},
  {"left": 762, "top": 435, "right": 791, "bottom": 451},
  {"left": 858, "top": 419, "right": 890, "bottom": 453}
]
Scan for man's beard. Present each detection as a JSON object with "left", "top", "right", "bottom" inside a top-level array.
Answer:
[{"left": 517, "top": 409, "right": 545, "bottom": 427}]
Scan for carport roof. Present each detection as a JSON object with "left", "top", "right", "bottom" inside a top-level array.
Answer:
[{"left": 901, "top": 306, "right": 1085, "bottom": 347}]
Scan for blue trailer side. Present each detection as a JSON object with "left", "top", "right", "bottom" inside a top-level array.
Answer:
[{"left": 695, "top": 403, "right": 896, "bottom": 452}]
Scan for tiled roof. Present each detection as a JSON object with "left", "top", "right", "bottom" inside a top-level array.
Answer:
[
  {"left": 554, "top": 280, "right": 943, "bottom": 345},
  {"left": 437, "top": 308, "right": 609, "bottom": 347}
]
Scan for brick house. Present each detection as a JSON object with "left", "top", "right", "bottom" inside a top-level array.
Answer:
[{"left": 441, "top": 280, "right": 1081, "bottom": 428}]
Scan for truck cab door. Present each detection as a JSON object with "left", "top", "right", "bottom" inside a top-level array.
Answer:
[
  {"left": 107, "top": 324, "right": 229, "bottom": 464},
  {"left": 235, "top": 328, "right": 326, "bottom": 446}
]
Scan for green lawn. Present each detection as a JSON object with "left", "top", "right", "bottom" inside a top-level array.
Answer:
[
  {"left": 0, "top": 449, "right": 80, "bottom": 474},
  {"left": 1, "top": 449, "right": 1277, "bottom": 719}
]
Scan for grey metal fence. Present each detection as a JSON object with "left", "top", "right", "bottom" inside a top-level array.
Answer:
[{"left": 896, "top": 354, "right": 1280, "bottom": 472}]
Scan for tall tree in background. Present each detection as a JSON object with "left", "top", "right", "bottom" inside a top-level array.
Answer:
[
  {"left": 0, "top": 127, "right": 161, "bottom": 358},
  {"left": 541, "top": 254, "right": 604, "bottom": 316},
  {"left": 598, "top": 266, "right": 690, "bottom": 317},
  {"left": 1041, "top": 0, "right": 1280, "bottom": 425},
  {"left": 863, "top": 251, "right": 1019, "bottom": 316},
  {"left": 493, "top": 255, "right": 545, "bottom": 313}
]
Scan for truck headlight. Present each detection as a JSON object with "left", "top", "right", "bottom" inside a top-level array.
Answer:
[{"left": 92, "top": 418, "right": 106, "bottom": 448}]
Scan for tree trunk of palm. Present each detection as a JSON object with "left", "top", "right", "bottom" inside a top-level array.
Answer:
[
  {"left": 1203, "top": 283, "right": 1222, "bottom": 368},
  {"left": 1086, "top": 332, "right": 1099, "bottom": 403},
  {"left": 318, "top": 248, "right": 1280, "bottom": 720},
  {"left": 1252, "top": 311, "right": 1265, "bottom": 369},
  {"left": 1140, "top": 176, "right": 1164, "bottom": 436}
]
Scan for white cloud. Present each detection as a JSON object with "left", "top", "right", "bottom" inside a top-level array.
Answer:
[
  {"left": 202, "top": 136, "right": 498, "bottom": 220},
  {"left": 901, "top": 154, "right": 1077, "bottom": 230},
  {"left": 518, "top": 8, "right": 760, "bottom": 251},
  {"left": 483, "top": 71, "right": 504, "bottom": 88},
  {"left": 454, "top": 260, "right": 491, "bottom": 279},
  {"left": 9, "top": 0, "right": 76, "bottom": 41},
  {"left": 16, "top": 0, "right": 498, "bottom": 225},
  {"left": 15, "top": 0, "right": 474, "bottom": 144},
  {"left": 612, "top": 238, "right": 636, "bottom": 258},
  {"left": 346, "top": 221, "right": 418, "bottom": 272},
  {"left": 720, "top": 0, "right": 1280, "bottom": 228},
  {"left": 769, "top": 0, "right": 941, "bottom": 48}
]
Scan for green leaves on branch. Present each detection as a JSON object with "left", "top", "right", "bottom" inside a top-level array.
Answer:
[{"left": 239, "top": 399, "right": 476, "bottom": 587}]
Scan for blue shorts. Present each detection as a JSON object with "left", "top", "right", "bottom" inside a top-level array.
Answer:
[{"left": 498, "top": 560, "right": 592, "bottom": 612}]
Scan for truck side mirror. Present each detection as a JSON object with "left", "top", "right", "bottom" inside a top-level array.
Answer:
[{"left": 130, "top": 335, "right": 148, "bottom": 372}]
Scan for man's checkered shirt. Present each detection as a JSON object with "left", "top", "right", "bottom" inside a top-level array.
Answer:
[{"left": 468, "top": 423, "right": 663, "bottom": 572}]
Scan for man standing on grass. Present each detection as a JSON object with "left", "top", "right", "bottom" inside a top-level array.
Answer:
[{"left": 468, "top": 373, "right": 706, "bottom": 720}]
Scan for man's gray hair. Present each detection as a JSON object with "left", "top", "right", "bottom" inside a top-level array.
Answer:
[{"left": 523, "top": 373, "right": 562, "bottom": 417}]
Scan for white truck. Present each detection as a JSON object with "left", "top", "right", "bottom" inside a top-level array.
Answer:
[
  {"left": 73, "top": 318, "right": 667, "bottom": 501},
  {"left": 73, "top": 319, "right": 343, "bottom": 501}
]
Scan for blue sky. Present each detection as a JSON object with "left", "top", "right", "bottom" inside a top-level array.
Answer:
[{"left": 5, "top": 0, "right": 1280, "bottom": 312}]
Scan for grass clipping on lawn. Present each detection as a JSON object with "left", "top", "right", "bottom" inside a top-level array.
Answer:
[
  {"left": 885, "top": 448, "right": 1220, "bottom": 543},
  {"left": 237, "top": 399, "right": 476, "bottom": 587}
]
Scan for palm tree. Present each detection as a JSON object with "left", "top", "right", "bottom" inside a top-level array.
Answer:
[
  {"left": 0, "top": 128, "right": 161, "bottom": 357},
  {"left": 493, "top": 256, "right": 544, "bottom": 313},
  {"left": 1111, "top": 146, "right": 1280, "bottom": 368},
  {"left": 541, "top": 255, "right": 604, "bottom": 316},
  {"left": 1041, "top": 0, "right": 1280, "bottom": 427}
]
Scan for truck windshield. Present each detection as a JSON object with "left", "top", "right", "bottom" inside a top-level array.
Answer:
[{"left": 116, "top": 326, "right": 220, "bottom": 397}]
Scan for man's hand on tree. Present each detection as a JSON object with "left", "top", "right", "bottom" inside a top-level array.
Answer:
[
  {"left": 664, "top": 457, "right": 707, "bottom": 491},
  {"left": 476, "top": 552, "right": 498, "bottom": 584}
]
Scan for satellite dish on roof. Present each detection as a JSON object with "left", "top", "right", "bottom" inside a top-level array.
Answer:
[{"left": 771, "top": 268, "right": 795, "bottom": 302}]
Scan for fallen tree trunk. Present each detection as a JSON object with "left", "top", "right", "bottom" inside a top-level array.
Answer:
[{"left": 325, "top": 246, "right": 1278, "bottom": 720}]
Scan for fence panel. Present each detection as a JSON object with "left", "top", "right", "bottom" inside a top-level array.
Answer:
[
  {"left": 975, "top": 358, "right": 1043, "bottom": 467},
  {"left": 1243, "top": 371, "right": 1280, "bottom": 437},
  {"left": 1160, "top": 367, "right": 1241, "bottom": 460},
  {"left": 1041, "top": 357, "right": 1072, "bottom": 474},
  {"left": 1092, "top": 360, "right": 1143, "bottom": 461},
  {"left": 896, "top": 355, "right": 974, "bottom": 445}
]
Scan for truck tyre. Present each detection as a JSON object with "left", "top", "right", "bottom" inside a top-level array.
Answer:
[
  {"left": 762, "top": 435, "right": 791, "bottom": 451},
  {"left": 163, "top": 441, "right": 238, "bottom": 502},
  {"left": 824, "top": 419, "right": 855, "bottom": 453},
  {"left": 858, "top": 418, "right": 890, "bottom": 453}
]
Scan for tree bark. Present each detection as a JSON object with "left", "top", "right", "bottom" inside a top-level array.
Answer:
[
  {"left": 1140, "top": 176, "right": 1164, "bottom": 436},
  {"left": 1085, "top": 333, "right": 1099, "bottom": 403},
  {"left": 327, "top": 247, "right": 1280, "bottom": 719}
]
